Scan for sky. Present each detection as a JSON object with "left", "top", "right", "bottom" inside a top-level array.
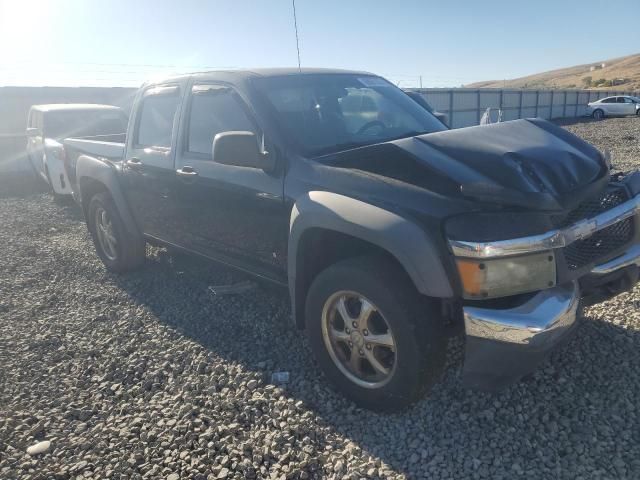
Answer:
[{"left": 0, "top": 0, "right": 638, "bottom": 88}]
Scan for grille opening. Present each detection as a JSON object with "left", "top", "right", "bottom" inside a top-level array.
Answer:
[
  {"left": 564, "top": 218, "right": 634, "bottom": 270},
  {"left": 556, "top": 185, "right": 634, "bottom": 270}
]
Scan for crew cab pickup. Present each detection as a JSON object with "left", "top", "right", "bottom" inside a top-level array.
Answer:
[
  {"left": 26, "top": 104, "right": 128, "bottom": 200},
  {"left": 67, "top": 69, "right": 640, "bottom": 410}
]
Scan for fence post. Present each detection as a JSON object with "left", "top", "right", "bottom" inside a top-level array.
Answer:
[
  {"left": 535, "top": 90, "right": 539, "bottom": 118},
  {"left": 449, "top": 90, "right": 454, "bottom": 128},
  {"left": 550, "top": 90, "right": 554, "bottom": 119},
  {"left": 476, "top": 89, "right": 481, "bottom": 124},
  {"left": 518, "top": 90, "right": 523, "bottom": 119}
]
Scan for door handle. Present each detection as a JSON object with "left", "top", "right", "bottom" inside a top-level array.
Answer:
[
  {"left": 126, "top": 157, "right": 143, "bottom": 169},
  {"left": 176, "top": 166, "right": 198, "bottom": 178}
]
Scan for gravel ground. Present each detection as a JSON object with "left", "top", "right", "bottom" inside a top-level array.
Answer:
[{"left": 1, "top": 116, "right": 640, "bottom": 480}]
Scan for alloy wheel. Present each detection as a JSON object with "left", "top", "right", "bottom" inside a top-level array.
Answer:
[
  {"left": 95, "top": 206, "right": 118, "bottom": 261},
  {"left": 321, "top": 291, "right": 397, "bottom": 388}
]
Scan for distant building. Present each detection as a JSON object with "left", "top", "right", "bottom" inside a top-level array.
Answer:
[{"left": 601, "top": 63, "right": 607, "bottom": 68}]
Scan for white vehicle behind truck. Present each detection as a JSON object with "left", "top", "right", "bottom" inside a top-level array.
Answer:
[{"left": 26, "top": 104, "right": 128, "bottom": 200}]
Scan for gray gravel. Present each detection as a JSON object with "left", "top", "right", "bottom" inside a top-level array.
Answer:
[{"left": 1, "top": 116, "right": 640, "bottom": 479}]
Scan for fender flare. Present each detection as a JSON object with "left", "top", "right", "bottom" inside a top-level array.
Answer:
[
  {"left": 288, "top": 191, "right": 454, "bottom": 325},
  {"left": 76, "top": 155, "right": 139, "bottom": 237}
]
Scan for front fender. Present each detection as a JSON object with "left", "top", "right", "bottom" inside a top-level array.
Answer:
[
  {"left": 76, "top": 155, "right": 139, "bottom": 237},
  {"left": 289, "top": 191, "right": 453, "bottom": 324}
]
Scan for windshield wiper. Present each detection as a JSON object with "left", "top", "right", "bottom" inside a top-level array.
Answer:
[
  {"left": 311, "top": 140, "right": 374, "bottom": 157},
  {"left": 310, "top": 131, "right": 434, "bottom": 157}
]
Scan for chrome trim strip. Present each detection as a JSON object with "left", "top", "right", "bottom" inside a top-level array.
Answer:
[
  {"left": 450, "top": 194, "right": 640, "bottom": 259},
  {"left": 463, "top": 281, "right": 580, "bottom": 346},
  {"left": 591, "top": 244, "right": 640, "bottom": 275}
]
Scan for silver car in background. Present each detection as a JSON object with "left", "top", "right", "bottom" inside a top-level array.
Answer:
[{"left": 586, "top": 95, "right": 640, "bottom": 120}]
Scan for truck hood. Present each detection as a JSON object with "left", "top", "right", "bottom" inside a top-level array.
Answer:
[{"left": 323, "top": 118, "right": 608, "bottom": 211}]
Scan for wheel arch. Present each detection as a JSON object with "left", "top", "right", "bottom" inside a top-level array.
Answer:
[
  {"left": 76, "top": 155, "right": 140, "bottom": 237},
  {"left": 288, "top": 191, "right": 454, "bottom": 328}
]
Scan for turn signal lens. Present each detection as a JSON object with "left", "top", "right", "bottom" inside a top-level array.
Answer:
[{"left": 456, "top": 251, "right": 556, "bottom": 299}]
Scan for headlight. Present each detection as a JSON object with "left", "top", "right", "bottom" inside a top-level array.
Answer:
[{"left": 455, "top": 250, "right": 556, "bottom": 299}]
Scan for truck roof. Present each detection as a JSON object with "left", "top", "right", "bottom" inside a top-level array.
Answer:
[
  {"left": 146, "top": 68, "right": 375, "bottom": 86},
  {"left": 29, "top": 104, "right": 122, "bottom": 113}
]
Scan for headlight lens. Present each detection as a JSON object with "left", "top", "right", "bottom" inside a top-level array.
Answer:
[{"left": 455, "top": 250, "right": 556, "bottom": 299}]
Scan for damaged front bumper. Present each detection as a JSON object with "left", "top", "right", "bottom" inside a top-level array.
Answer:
[
  {"left": 459, "top": 189, "right": 640, "bottom": 390},
  {"left": 462, "top": 246, "right": 640, "bottom": 390}
]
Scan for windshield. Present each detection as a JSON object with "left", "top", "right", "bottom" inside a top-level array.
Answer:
[
  {"left": 44, "top": 109, "right": 128, "bottom": 140},
  {"left": 253, "top": 74, "right": 447, "bottom": 156}
]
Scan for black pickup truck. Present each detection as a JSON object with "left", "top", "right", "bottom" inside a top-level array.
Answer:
[{"left": 65, "top": 68, "right": 640, "bottom": 410}]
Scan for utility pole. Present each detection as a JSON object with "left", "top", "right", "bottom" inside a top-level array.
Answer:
[{"left": 419, "top": 76, "right": 423, "bottom": 88}]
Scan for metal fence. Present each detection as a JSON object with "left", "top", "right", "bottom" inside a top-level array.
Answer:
[{"left": 407, "top": 88, "right": 640, "bottom": 128}]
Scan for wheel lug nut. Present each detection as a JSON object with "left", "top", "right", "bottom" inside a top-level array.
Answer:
[
  {"left": 363, "top": 329, "right": 369, "bottom": 336},
  {"left": 366, "top": 344, "right": 371, "bottom": 350},
  {"left": 359, "top": 349, "right": 364, "bottom": 356},
  {"left": 352, "top": 321, "right": 358, "bottom": 328},
  {"left": 345, "top": 328, "right": 350, "bottom": 334},
  {"left": 348, "top": 341, "right": 353, "bottom": 347}
]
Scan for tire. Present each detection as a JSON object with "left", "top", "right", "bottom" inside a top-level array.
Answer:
[
  {"left": 305, "top": 256, "right": 446, "bottom": 411},
  {"left": 87, "top": 192, "right": 145, "bottom": 272},
  {"left": 592, "top": 109, "right": 604, "bottom": 120}
]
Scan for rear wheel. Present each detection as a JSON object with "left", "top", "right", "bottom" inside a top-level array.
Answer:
[
  {"left": 87, "top": 192, "right": 145, "bottom": 272},
  {"left": 306, "top": 256, "right": 446, "bottom": 411},
  {"left": 592, "top": 109, "right": 604, "bottom": 120}
]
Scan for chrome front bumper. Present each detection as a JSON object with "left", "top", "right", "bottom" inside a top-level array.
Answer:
[
  {"left": 464, "top": 281, "right": 580, "bottom": 347},
  {"left": 462, "top": 244, "right": 640, "bottom": 390}
]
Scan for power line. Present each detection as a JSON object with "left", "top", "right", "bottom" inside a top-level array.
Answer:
[{"left": 292, "top": 0, "right": 302, "bottom": 70}]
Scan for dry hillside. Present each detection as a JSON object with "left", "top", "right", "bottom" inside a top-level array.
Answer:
[{"left": 468, "top": 53, "right": 640, "bottom": 90}]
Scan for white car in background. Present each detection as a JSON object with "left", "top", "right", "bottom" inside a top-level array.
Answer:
[
  {"left": 586, "top": 96, "right": 640, "bottom": 120},
  {"left": 26, "top": 104, "right": 128, "bottom": 201}
]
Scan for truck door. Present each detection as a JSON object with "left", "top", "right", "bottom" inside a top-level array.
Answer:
[
  {"left": 171, "top": 83, "right": 288, "bottom": 282},
  {"left": 120, "top": 83, "right": 184, "bottom": 240}
]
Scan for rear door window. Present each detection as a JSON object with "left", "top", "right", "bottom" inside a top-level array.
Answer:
[{"left": 136, "top": 88, "right": 181, "bottom": 149}]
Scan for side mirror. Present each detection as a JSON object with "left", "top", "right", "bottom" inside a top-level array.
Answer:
[
  {"left": 212, "top": 131, "right": 275, "bottom": 171},
  {"left": 26, "top": 127, "right": 39, "bottom": 137}
]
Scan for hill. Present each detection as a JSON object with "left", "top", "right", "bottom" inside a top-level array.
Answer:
[{"left": 467, "top": 53, "right": 640, "bottom": 90}]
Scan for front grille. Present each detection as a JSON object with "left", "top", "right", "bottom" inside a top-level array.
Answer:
[
  {"left": 553, "top": 186, "right": 628, "bottom": 228},
  {"left": 564, "top": 217, "right": 634, "bottom": 269},
  {"left": 557, "top": 185, "right": 634, "bottom": 270}
]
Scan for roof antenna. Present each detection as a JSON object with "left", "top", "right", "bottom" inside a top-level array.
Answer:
[{"left": 292, "top": 0, "right": 302, "bottom": 71}]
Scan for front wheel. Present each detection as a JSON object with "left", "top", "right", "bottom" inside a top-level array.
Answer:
[
  {"left": 592, "top": 109, "right": 604, "bottom": 120},
  {"left": 305, "top": 256, "right": 446, "bottom": 411},
  {"left": 87, "top": 192, "right": 146, "bottom": 272}
]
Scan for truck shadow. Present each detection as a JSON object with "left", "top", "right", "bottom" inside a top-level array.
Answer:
[{"left": 113, "top": 249, "right": 640, "bottom": 478}]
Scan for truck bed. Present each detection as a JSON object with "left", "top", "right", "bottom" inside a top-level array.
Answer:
[{"left": 63, "top": 134, "right": 126, "bottom": 197}]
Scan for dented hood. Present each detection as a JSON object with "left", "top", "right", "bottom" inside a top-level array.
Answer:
[{"left": 324, "top": 118, "right": 608, "bottom": 211}]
